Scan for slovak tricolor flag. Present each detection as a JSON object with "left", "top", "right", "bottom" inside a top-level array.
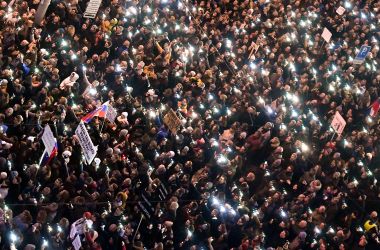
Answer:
[
  {"left": 81, "top": 101, "right": 109, "bottom": 123},
  {"left": 370, "top": 98, "right": 380, "bottom": 117},
  {"left": 39, "top": 141, "right": 58, "bottom": 167}
]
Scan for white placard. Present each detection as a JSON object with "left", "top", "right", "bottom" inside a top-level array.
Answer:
[
  {"left": 321, "top": 28, "right": 332, "bottom": 43},
  {"left": 75, "top": 121, "right": 97, "bottom": 164},
  {"left": 331, "top": 111, "right": 346, "bottom": 135},
  {"left": 42, "top": 125, "right": 56, "bottom": 156},
  {"left": 84, "top": 0, "right": 102, "bottom": 19},
  {"left": 72, "top": 234, "right": 82, "bottom": 250},
  {"left": 34, "top": 0, "right": 51, "bottom": 25},
  {"left": 336, "top": 6, "right": 346, "bottom": 15},
  {"left": 105, "top": 104, "right": 117, "bottom": 123}
]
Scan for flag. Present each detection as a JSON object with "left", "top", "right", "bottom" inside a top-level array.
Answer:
[
  {"left": 81, "top": 102, "right": 109, "bottom": 123},
  {"left": 370, "top": 98, "right": 380, "bottom": 117},
  {"left": 98, "top": 101, "right": 109, "bottom": 118},
  {"left": 39, "top": 141, "right": 58, "bottom": 167}
]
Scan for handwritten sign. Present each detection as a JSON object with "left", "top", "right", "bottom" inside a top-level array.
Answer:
[
  {"left": 331, "top": 111, "right": 346, "bottom": 135},
  {"left": 163, "top": 109, "right": 182, "bottom": 134}
]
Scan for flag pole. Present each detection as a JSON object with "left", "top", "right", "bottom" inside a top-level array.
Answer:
[
  {"left": 99, "top": 117, "right": 106, "bottom": 135},
  {"left": 39, "top": 148, "right": 48, "bottom": 166},
  {"left": 320, "top": 40, "right": 325, "bottom": 50},
  {"left": 133, "top": 214, "right": 144, "bottom": 244},
  {"left": 330, "top": 131, "right": 336, "bottom": 142},
  {"left": 99, "top": 101, "right": 110, "bottom": 135}
]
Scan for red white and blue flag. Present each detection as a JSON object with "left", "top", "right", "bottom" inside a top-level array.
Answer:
[
  {"left": 39, "top": 141, "right": 58, "bottom": 167},
  {"left": 81, "top": 101, "right": 109, "bottom": 123}
]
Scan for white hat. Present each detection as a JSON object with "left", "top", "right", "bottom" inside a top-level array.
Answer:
[
  {"left": 62, "top": 150, "right": 72, "bottom": 158},
  {"left": 119, "top": 129, "right": 128, "bottom": 137}
]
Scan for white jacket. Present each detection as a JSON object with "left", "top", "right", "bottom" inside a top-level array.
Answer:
[{"left": 59, "top": 72, "right": 79, "bottom": 90}]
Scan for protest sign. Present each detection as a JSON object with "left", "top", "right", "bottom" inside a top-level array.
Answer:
[
  {"left": 336, "top": 6, "right": 346, "bottom": 15},
  {"left": 157, "top": 182, "right": 169, "bottom": 201},
  {"left": 72, "top": 235, "right": 82, "bottom": 250},
  {"left": 353, "top": 45, "right": 371, "bottom": 64},
  {"left": 321, "top": 28, "right": 332, "bottom": 43},
  {"left": 163, "top": 109, "right": 182, "bottom": 134},
  {"left": 84, "top": 0, "right": 102, "bottom": 19},
  {"left": 331, "top": 111, "right": 346, "bottom": 135},
  {"left": 105, "top": 104, "right": 117, "bottom": 123},
  {"left": 42, "top": 125, "right": 56, "bottom": 156},
  {"left": 137, "top": 191, "right": 155, "bottom": 219},
  {"left": 75, "top": 121, "right": 97, "bottom": 164},
  {"left": 34, "top": 0, "right": 51, "bottom": 25}
]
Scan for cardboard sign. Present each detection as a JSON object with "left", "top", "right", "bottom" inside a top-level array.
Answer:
[
  {"left": 321, "top": 28, "right": 332, "bottom": 43},
  {"left": 105, "top": 104, "right": 117, "bottom": 123},
  {"left": 331, "top": 111, "right": 346, "bottom": 135},
  {"left": 353, "top": 45, "right": 371, "bottom": 64},
  {"left": 84, "top": 0, "right": 102, "bottom": 19},
  {"left": 75, "top": 121, "right": 97, "bottom": 164},
  {"left": 42, "top": 125, "right": 56, "bottom": 156},
  {"left": 163, "top": 109, "right": 182, "bottom": 134},
  {"left": 336, "top": 6, "right": 346, "bottom": 15}
]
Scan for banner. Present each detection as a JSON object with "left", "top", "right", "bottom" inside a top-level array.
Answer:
[
  {"left": 137, "top": 192, "right": 155, "bottom": 219},
  {"left": 163, "top": 109, "right": 182, "bottom": 134},
  {"left": 353, "top": 45, "right": 371, "bottom": 64},
  {"left": 105, "top": 104, "right": 117, "bottom": 123},
  {"left": 157, "top": 182, "right": 169, "bottom": 201},
  {"left": 75, "top": 121, "right": 97, "bottom": 164},
  {"left": 321, "top": 28, "right": 332, "bottom": 43},
  {"left": 84, "top": 0, "right": 102, "bottom": 19},
  {"left": 331, "top": 111, "right": 346, "bottom": 135},
  {"left": 42, "top": 125, "right": 56, "bottom": 156}
]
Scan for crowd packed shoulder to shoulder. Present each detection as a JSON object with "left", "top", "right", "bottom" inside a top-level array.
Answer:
[{"left": 0, "top": 0, "right": 380, "bottom": 249}]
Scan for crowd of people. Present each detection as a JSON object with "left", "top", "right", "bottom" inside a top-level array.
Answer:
[{"left": 0, "top": 0, "right": 380, "bottom": 249}]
